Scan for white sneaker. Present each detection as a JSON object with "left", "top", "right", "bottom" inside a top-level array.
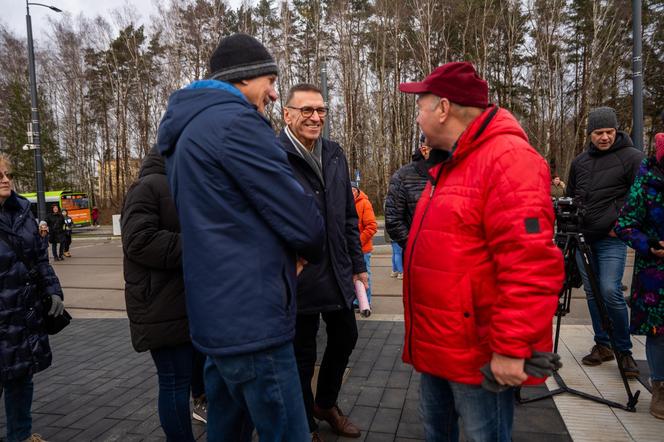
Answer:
[
  {"left": 397, "top": 273, "right": 403, "bottom": 280},
  {"left": 390, "top": 271, "right": 398, "bottom": 278},
  {"left": 192, "top": 398, "right": 207, "bottom": 424}
]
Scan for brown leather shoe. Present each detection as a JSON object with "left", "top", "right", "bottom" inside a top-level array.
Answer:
[
  {"left": 581, "top": 344, "right": 614, "bottom": 366},
  {"left": 618, "top": 353, "right": 640, "bottom": 378},
  {"left": 311, "top": 431, "right": 324, "bottom": 442},
  {"left": 651, "top": 380, "right": 664, "bottom": 419},
  {"left": 313, "top": 404, "right": 361, "bottom": 438}
]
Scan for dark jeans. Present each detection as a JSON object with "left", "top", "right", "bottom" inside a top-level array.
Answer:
[
  {"left": 51, "top": 241, "right": 62, "bottom": 259},
  {"left": 205, "top": 342, "right": 309, "bottom": 442},
  {"left": 647, "top": 335, "right": 664, "bottom": 382},
  {"left": 150, "top": 343, "right": 206, "bottom": 442},
  {"left": 419, "top": 373, "right": 514, "bottom": 442},
  {"left": 294, "top": 308, "right": 358, "bottom": 431},
  {"left": 576, "top": 237, "right": 632, "bottom": 353},
  {"left": 63, "top": 232, "right": 72, "bottom": 253},
  {"left": 0, "top": 375, "right": 34, "bottom": 442}
]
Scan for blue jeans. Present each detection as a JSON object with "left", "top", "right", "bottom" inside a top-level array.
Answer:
[
  {"left": 576, "top": 237, "right": 632, "bottom": 353},
  {"left": 151, "top": 344, "right": 201, "bottom": 442},
  {"left": 647, "top": 335, "right": 664, "bottom": 382},
  {"left": 391, "top": 243, "right": 403, "bottom": 273},
  {"left": 205, "top": 342, "right": 309, "bottom": 442},
  {"left": 1, "top": 375, "right": 34, "bottom": 442},
  {"left": 419, "top": 373, "right": 514, "bottom": 442},
  {"left": 364, "top": 252, "right": 372, "bottom": 303}
]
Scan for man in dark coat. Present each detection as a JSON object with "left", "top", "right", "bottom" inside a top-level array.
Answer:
[
  {"left": 121, "top": 146, "right": 206, "bottom": 441},
  {"left": 567, "top": 106, "right": 645, "bottom": 376},
  {"left": 385, "top": 136, "right": 431, "bottom": 249},
  {"left": 279, "top": 83, "right": 367, "bottom": 440},
  {"left": 45, "top": 204, "right": 64, "bottom": 261},
  {"left": 157, "top": 34, "right": 324, "bottom": 441}
]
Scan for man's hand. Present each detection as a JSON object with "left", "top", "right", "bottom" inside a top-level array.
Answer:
[
  {"left": 353, "top": 272, "right": 369, "bottom": 290},
  {"left": 490, "top": 353, "right": 527, "bottom": 386},
  {"left": 296, "top": 257, "right": 308, "bottom": 276},
  {"left": 651, "top": 241, "right": 664, "bottom": 259}
]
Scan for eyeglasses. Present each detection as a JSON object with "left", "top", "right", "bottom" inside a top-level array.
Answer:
[
  {"left": 0, "top": 171, "right": 13, "bottom": 180},
  {"left": 287, "top": 106, "right": 328, "bottom": 118}
]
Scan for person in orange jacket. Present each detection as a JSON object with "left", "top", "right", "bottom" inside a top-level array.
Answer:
[{"left": 352, "top": 182, "right": 377, "bottom": 303}]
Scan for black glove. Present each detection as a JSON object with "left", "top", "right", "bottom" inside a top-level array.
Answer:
[{"left": 481, "top": 352, "right": 562, "bottom": 393}]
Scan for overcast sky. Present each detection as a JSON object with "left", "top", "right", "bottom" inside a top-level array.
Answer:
[{"left": 1, "top": 0, "right": 245, "bottom": 43}]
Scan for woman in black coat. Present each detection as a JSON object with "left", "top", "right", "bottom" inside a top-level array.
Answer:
[
  {"left": 45, "top": 204, "right": 64, "bottom": 261},
  {"left": 0, "top": 154, "right": 65, "bottom": 442},
  {"left": 121, "top": 147, "right": 206, "bottom": 441}
]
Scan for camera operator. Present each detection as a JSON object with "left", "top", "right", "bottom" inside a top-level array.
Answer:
[{"left": 566, "top": 106, "right": 644, "bottom": 376}]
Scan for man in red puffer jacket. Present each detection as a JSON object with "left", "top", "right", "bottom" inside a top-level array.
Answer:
[{"left": 399, "top": 62, "right": 564, "bottom": 441}]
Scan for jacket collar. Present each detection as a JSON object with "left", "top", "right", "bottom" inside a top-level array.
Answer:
[
  {"left": 185, "top": 79, "right": 247, "bottom": 102},
  {"left": 0, "top": 191, "right": 31, "bottom": 233}
]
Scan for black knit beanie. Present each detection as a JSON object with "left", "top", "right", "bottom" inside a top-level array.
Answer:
[
  {"left": 587, "top": 107, "right": 618, "bottom": 135},
  {"left": 208, "top": 33, "right": 278, "bottom": 82}
]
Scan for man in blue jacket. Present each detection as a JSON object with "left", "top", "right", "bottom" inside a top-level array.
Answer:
[{"left": 157, "top": 34, "right": 325, "bottom": 441}]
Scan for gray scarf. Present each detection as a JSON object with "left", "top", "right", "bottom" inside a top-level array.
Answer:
[{"left": 285, "top": 126, "right": 324, "bottom": 184}]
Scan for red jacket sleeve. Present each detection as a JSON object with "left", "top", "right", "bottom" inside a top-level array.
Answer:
[{"left": 483, "top": 144, "right": 564, "bottom": 359}]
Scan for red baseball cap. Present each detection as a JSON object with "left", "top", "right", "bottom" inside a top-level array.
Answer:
[{"left": 399, "top": 62, "right": 489, "bottom": 108}]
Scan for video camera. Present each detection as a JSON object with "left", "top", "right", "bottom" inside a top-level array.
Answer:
[
  {"left": 553, "top": 197, "right": 584, "bottom": 289},
  {"left": 553, "top": 197, "right": 584, "bottom": 235}
]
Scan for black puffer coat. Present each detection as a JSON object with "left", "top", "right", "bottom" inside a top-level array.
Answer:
[
  {"left": 121, "top": 146, "right": 189, "bottom": 352},
  {"left": 566, "top": 131, "right": 645, "bottom": 241},
  {"left": 0, "top": 192, "right": 63, "bottom": 381},
  {"left": 385, "top": 152, "right": 430, "bottom": 248},
  {"left": 279, "top": 131, "right": 366, "bottom": 313},
  {"left": 45, "top": 211, "right": 64, "bottom": 244}
]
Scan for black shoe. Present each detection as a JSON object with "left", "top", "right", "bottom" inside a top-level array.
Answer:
[{"left": 618, "top": 353, "right": 640, "bottom": 378}]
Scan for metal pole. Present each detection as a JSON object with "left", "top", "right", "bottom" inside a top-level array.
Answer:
[
  {"left": 26, "top": 0, "right": 47, "bottom": 220},
  {"left": 632, "top": 0, "right": 643, "bottom": 151},
  {"left": 320, "top": 59, "right": 330, "bottom": 139}
]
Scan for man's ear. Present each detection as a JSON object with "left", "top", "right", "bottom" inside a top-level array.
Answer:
[
  {"left": 283, "top": 108, "right": 292, "bottom": 125},
  {"left": 437, "top": 98, "right": 450, "bottom": 125}
]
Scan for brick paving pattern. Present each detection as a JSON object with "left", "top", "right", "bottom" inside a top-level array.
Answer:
[{"left": 0, "top": 319, "right": 571, "bottom": 441}]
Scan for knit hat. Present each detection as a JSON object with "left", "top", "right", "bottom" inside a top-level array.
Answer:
[
  {"left": 399, "top": 62, "right": 489, "bottom": 108},
  {"left": 208, "top": 34, "right": 278, "bottom": 82},
  {"left": 655, "top": 133, "right": 664, "bottom": 163},
  {"left": 587, "top": 107, "right": 617, "bottom": 135}
]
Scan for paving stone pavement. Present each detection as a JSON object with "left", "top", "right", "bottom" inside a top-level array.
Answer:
[{"left": 0, "top": 318, "right": 570, "bottom": 442}]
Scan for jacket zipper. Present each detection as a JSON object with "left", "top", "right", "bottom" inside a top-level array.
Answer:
[{"left": 406, "top": 161, "right": 447, "bottom": 362}]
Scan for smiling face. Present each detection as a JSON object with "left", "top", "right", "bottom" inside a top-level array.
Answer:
[
  {"left": 284, "top": 90, "right": 326, "bottom": 149},
  {"left": 240, "top": 74, "right": 278, "bottom": 114},
  {"left": 0, "top": 159, "right": 12, "bottom": 203}
]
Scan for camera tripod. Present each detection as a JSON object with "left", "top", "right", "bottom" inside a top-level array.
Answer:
[{"left": 517, "top": 230, "right": 640, "bottom": 411}]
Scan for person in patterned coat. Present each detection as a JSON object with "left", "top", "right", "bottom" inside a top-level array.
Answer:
[{"left": 615, "top": 132, "right": 664, "bottom": 420}]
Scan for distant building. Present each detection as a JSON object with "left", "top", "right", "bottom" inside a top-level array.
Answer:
[{"left": 97, "top": 157, "right": 141, "bottom": 209}]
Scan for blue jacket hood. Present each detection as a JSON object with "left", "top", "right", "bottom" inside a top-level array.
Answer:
[{"left": 157, "top": 80, "right": 249, "bottom": 158}]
